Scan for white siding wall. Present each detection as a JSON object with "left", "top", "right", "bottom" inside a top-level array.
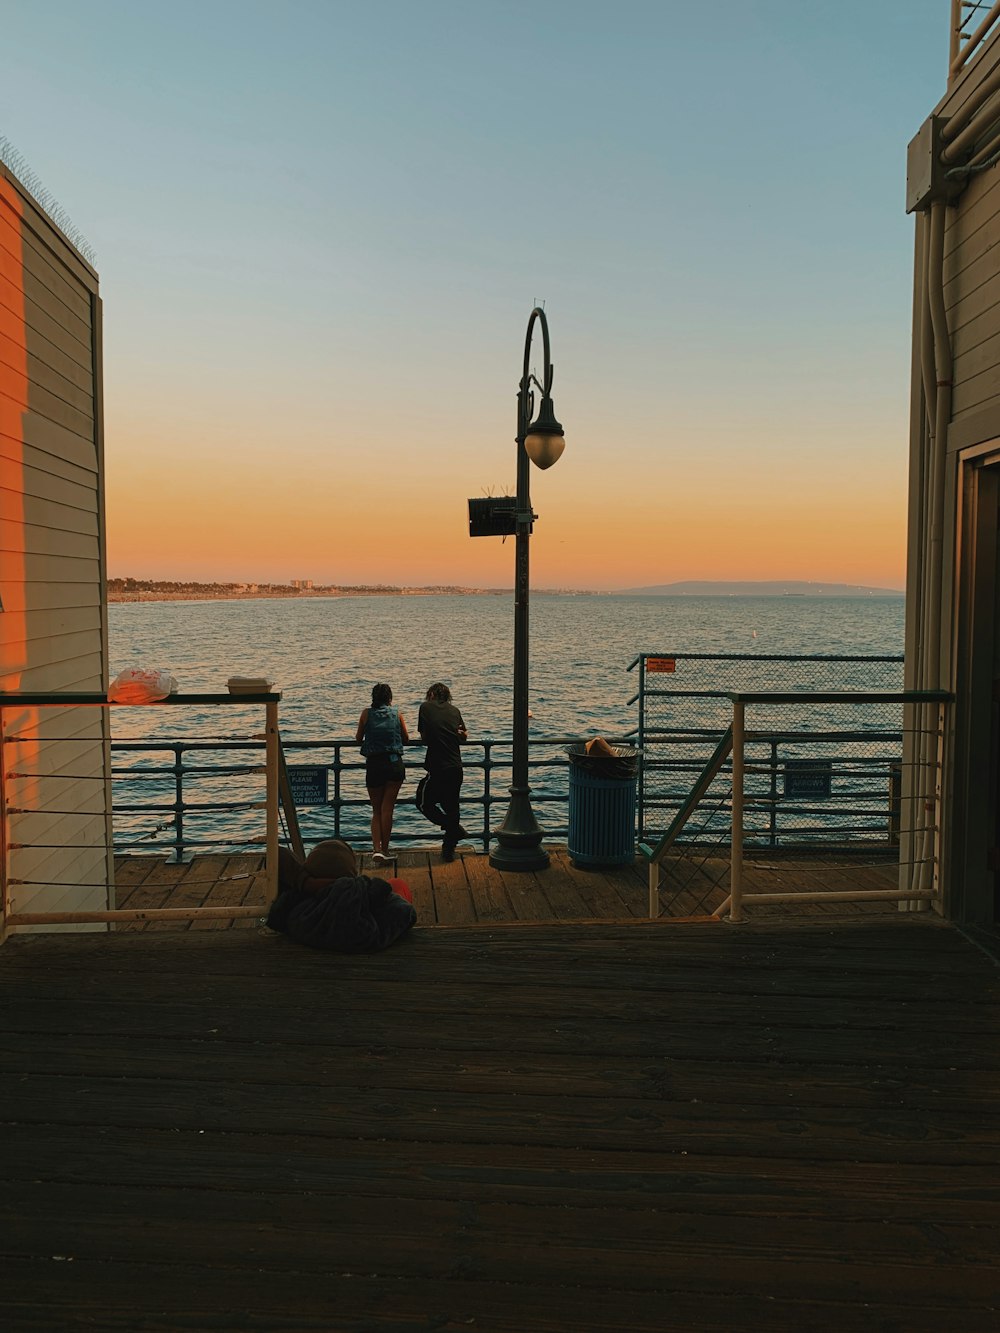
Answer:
[
  {"left": 936, "top": 37, "right": 1000, "bottom": 445},
  {"left": 0, "top": 164, "right": 111, "bottom": 932},
  {"left": 907, "top": 30, "right": 1000, "bottom": 921},
  {"left": 944, "top": 171, "right": 1000, "bottom": 425}
]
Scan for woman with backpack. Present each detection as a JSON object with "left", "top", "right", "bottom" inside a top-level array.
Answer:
[{"left": 356, "top": 683, "right": 409, "bottom": 861}]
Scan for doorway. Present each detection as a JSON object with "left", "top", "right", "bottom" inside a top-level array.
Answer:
[{"left": 953, "top": 450, "right": 1000, "bottom": 922}]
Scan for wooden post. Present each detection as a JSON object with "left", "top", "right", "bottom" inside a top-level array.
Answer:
[
  {"left": 648, "top": 860, "right": 658, "bottom": 919},
  {"left": 265, "top": 699, "right": 279, "bottom": 902},
  {"left": 730, "top": 700, "right": 745, "bottom": 923}
]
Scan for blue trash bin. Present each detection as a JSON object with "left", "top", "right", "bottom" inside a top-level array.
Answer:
[{"left": 567, "top": 743, "right": 639, "bottom": 868}]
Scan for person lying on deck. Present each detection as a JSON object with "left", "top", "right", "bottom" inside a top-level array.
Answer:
[{"left": 266, "top": 838, "right": 416, "bottom": 953}]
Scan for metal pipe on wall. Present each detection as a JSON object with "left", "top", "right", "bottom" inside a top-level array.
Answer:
[
  {"left": 940, "top": 100, "right": 1000, "bottom": 161},
  {"left": 960, "top": 124, "right": 1000, "bottom": 168},
  {"left": 926, "top": 200, "right": 953, "bottom": 695},
  {"left": 900, "top": 211, "right": 932, "bottom": 902},
  {"left": 942, "top": 15, "right": 1000, "bottom": 139},
  {"left": 910, "top": 199, "right": 953, "bottom": 899}
]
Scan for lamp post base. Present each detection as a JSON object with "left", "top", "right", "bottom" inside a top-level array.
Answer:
[{"left": 489, "top": 786, "right": 550, "bottom": 871}]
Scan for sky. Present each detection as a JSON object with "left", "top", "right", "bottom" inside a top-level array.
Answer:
[{"left": 1, "top": 1, "right": 954, "bottom": 591}]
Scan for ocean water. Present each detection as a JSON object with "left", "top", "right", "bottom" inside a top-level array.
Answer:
[
  {"left": 107, "top": 594, "right": 906, "bottom": 851},
  {"left": 109, "top": 593, "right": 905, "bottom": 741}
]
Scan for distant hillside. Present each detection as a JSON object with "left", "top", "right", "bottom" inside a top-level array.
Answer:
[{"left": 619, "top": 580, "right": 903, "bottom": 597}]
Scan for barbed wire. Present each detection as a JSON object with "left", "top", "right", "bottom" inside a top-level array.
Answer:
[{"left": 0, "top": 135, "right": 96, "bottom": 265}]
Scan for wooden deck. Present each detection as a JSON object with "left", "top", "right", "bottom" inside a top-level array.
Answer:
[
  {"left": 113, "top": 844, "right": 904, "bottom": 928},
  {"left": 2, "top": 915, "right": 999, "bottom": 1330}
]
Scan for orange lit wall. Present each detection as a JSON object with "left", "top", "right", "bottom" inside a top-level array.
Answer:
[
  {"left": 0, "top": 170, "right": 112, "bottom": 926},
  {"left": 0, "top": 171, "right": 36, "bottom": 923}
]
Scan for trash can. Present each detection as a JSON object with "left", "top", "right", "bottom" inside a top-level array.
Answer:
[{"left": 566, "top": 742, "right": 640, "bottom": 868}]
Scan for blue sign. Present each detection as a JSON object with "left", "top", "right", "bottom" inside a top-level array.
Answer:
[
  {"left": 286, "top": 764, "right": 329, "bottom": 806},
  {"left": 783, "top": 759, "right": 832, "bottom": 800}
]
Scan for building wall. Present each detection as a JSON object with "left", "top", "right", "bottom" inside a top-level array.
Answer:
[
  {"left": 0, "top": 162, "right": 112, "bottom": 931},
  {"left": 941, "top": 51, "right": 1000, "bottom": 433},
  {"left": 907, "top": 30, "right": 1000, "bottom": 922}
]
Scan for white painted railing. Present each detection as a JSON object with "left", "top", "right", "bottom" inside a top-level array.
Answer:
[
  {"left": 642, "top": 690, "right": 951, "bottom": 922},
  {"left": 0, "top": 691, "right": 281, "bottom": 934}
]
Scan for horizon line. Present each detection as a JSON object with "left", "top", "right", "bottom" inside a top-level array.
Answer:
[{"left": 107, "top": 577, "right": 906, "bottom": 596}]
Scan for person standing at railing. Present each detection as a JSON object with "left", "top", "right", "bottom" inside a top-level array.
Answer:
[
  {"left": 416, "top": 681, "right": 468, "bottom": 861},
  {"left": 356, "top": 683, "right": 409, "bottom": 862}
]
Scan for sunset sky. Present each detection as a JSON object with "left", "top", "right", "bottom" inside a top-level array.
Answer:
[{"left": 3, "top": 1, "right": 950, "bottom": 590}]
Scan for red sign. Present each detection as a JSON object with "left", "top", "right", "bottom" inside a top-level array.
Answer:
[{"left": 646, "top": 657, "right": 676, "bottom": 673}]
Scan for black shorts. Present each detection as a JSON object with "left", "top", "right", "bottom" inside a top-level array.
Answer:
[{"left": 366, "top": 753, "right": 405, "bottom": 789}]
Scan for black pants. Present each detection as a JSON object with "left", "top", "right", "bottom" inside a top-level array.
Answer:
[{"left": 417, "top": 768, "right": 463, "bottom": 842}]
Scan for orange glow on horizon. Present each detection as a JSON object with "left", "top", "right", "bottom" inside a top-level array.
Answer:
[
  {"left": 103, "top": 374, "right": 907, "bottom": 594},
  {"left": 104, "top": 454, "right": 906, "bottom": 592}
]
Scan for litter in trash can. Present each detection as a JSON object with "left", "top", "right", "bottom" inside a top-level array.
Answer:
[{"left": 567, "top": 739, "right": 639, "bottom": 781}]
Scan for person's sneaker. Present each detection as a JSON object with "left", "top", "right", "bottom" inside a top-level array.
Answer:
[
  {"left": 372, "top": 851, "right": 387, "bottom": 864},
  {"left": 441, "top": 842, "right": 456, "bottom": 862}
]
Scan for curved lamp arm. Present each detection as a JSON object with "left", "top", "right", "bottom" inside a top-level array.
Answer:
[{"left": 520, "top": 307, "right": 566, "bottom": 470}]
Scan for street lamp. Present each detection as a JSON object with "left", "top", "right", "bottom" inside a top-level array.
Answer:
[{"left": 469, "top": 307, "right": 565, "bottom": 871}]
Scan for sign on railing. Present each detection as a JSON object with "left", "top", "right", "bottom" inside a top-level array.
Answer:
[
  {"left": 286, "top": 765, "right": 329, "bottom": 806},
  {"left": 783, "top": 759, "right": 832, "bottom": 800}
]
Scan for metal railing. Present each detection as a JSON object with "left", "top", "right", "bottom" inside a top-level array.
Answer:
[
  {"left": 108, "top": 734, "right": 632, "bottom": 861},
  {"left": 641, "top": 691, "right": 951, "bottom": 921},
  {"left": 950, "top": 1, "right": 1000, "bottom": 82},
  {"left": 628, "top": 652, "right": 906, "bottom": 848},
  {"left": 0, "top": 682, "right": 954, "bottom": 932},
  {"left": 0, "top": 691, "right": 282, "bottom": 931}
]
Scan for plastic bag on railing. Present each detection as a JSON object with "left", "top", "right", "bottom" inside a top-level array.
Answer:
[{"left": 107, "top": 668, "right": 178, "bottom": 704}]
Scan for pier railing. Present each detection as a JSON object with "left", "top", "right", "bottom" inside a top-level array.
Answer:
[
  {"left": 109, "top": 727, "right": 912, "bottom": 864},
  {"left": 0, "top": 691, "right": 282, "bottom": 933},
  {"left": 3, "top": 691, "right": 628, "bottom": 877},
  {"left": 108, "top": 734, "right": 632, "bottom": 861},
  {"left": 642, "top": 690, "right": 951, "bottom": 921},
  {"left": 629, "top": 651, "right": 907, "bottom": 848},
  {"left": 1, "top": 683, "right": 954, "bottom": 932},
  {"left": 100, "top": 651, "right": 914, "bottom": 862}
]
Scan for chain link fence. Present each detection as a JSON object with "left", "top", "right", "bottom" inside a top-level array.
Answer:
[{"left": 629, "top": 654, "right": 904, "bottom": 849}]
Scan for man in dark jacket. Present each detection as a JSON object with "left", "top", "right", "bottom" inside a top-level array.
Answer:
[{"left": 416, "top": 681, "right": 468, "bottom": 861}]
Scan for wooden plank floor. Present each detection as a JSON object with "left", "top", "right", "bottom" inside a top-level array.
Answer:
[
  {"left": 2, "top": 916, "right": 999, "bottom": 1331},
  {"left": 113, "top": 845, "right": 903, "bottom": 928}
]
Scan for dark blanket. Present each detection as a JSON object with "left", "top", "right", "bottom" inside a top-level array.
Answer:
[{"left": 266, "top": 874, "right": 416, "bottom": 953}]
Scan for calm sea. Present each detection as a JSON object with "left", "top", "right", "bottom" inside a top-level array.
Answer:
[
  {"left": 107, "top": 594, "right": 905, "bottom": 851},
  {"left": 109, "top": 593, "right": 905, "bottom": 741}
]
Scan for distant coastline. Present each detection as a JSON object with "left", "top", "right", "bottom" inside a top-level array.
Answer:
[
  {"left": 619, "top": 580, "right": 903, "bottom": 597},
  {"left": 107, "top": 579, "right": 593, "bottom": 603},
  {"left": 108, "top": 578, "right": 904, "bottom": 603}
]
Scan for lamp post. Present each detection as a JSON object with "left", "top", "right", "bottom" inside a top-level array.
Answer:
[{"left": 488, "top": 307, "right": 565, "bottom": 871}]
